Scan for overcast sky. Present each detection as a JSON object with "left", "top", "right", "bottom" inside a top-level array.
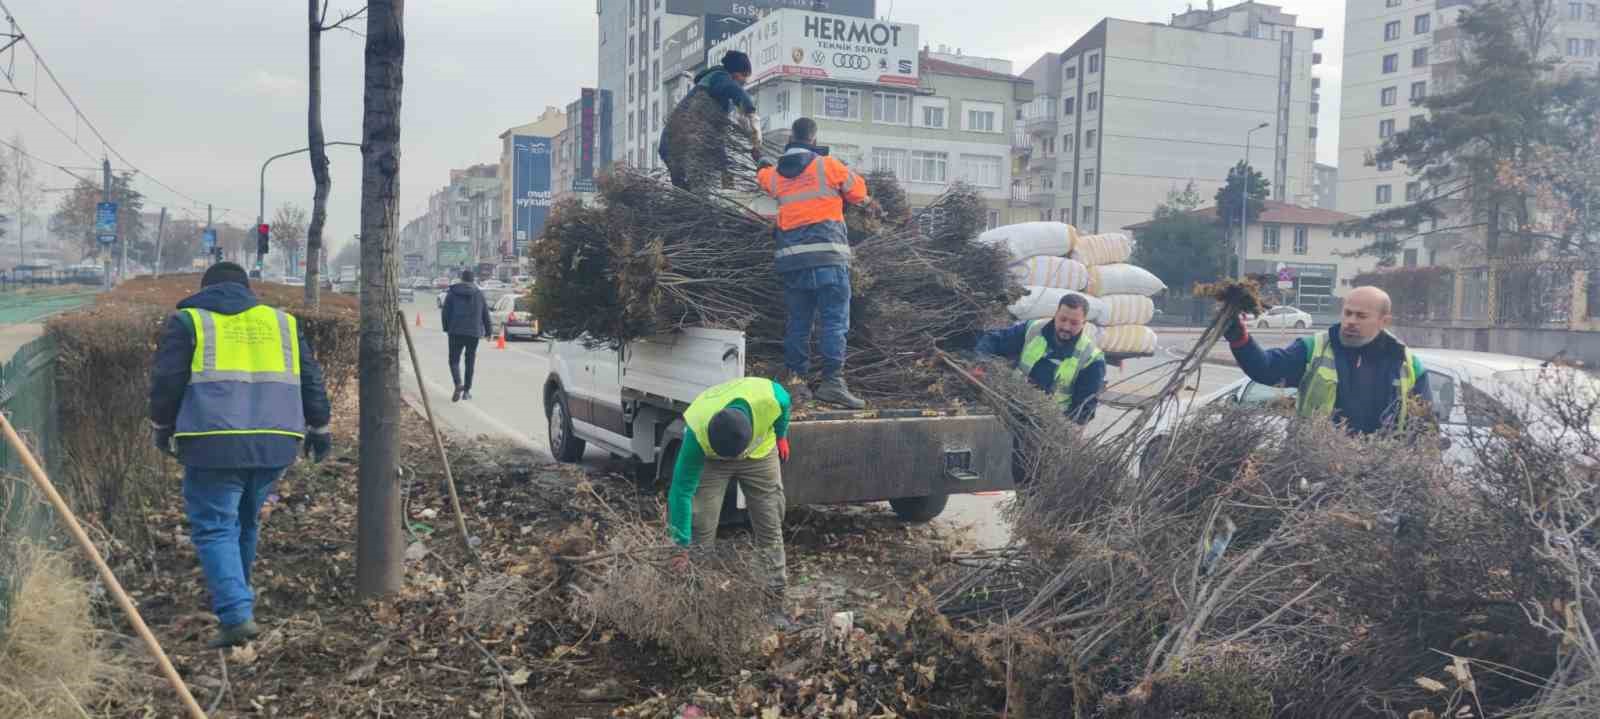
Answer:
[{"left": 3, "top": 1, "right": 1345, "bottom": 259}]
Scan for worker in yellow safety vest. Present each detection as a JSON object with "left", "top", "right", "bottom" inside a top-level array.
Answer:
[
  {"left": 974, "top": 292, "right": 1107, "bottom": 424},
  {"left": 149, "top": 262, "right": 333, "bottom": 648}
]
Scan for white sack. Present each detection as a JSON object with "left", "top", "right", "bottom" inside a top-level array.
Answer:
[
  {"left": 1096, "top": 294, "right": 1156, "bottom": 326},
  {"left": 1087, "top": 263, "right": 1167, "bottom": 297},
  {"left": 1072, "top": 232, "right": 1134, "bottom": 266},
  {"left": 979, "top": 222, "right": 1078, "bottom": 262},
  {"left": 1091, "top": 324, "right": 1159, "bottom": 356},
  {"left": 1008, "top": 256, "right": 1090, "bottom": 291},
  {"left": 1008, "top": 286, "right": 1073, "bottom": 321}
]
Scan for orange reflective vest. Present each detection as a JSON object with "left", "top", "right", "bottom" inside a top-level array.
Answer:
[{"left": 757, "top": 153, "right": 869, "bottom": 231}]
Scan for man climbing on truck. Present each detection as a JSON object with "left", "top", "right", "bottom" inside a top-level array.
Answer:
[
  {"left": 667, "top": 376, "right": 792, "bottom": 620},
  {"left": 757, "top": 116, "right": 875, "bottom": 409},
  {"left": 659, "top": 50, "right": 760, "bottom": 191}
]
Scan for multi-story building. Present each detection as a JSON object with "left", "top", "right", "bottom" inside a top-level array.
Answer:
[
  {"left": 446, "top": 164, "right": 501, "bottom": 266},
  {"left": 498, "top": 107, "right": 566, "bottom": 263},
  {"left": 1313, "top": 162, "right": 1338, "bottom": 209},
  {"left": 705, "top": 10, "right": 1030, "bottom": 227},
  {"left": 597, "top": 0, "right": 876, "bottom": 173},
  {"left": 1018, "top": 2, "right": 1322, "bottom": 234},
  {"left": 554, "top": 88, "right": 615, "bottom": 205},
  {"left": 1338, "top": 0, "right": 1600, "bottom": 266}
]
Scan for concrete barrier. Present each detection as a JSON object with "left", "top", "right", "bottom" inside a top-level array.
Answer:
[{"left": 1392, "top": 324, "right": 1600, "bottom": 366}]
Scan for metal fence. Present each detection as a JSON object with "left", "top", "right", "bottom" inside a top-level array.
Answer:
[{"left": 0, "top": 335, "right": 61, "bottom": 629}]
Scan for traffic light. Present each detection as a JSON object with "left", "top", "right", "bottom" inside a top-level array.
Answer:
[{"left": 257, "top": 224, "right": 270, "bottom": 255}]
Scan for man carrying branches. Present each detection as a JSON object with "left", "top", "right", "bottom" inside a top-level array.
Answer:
[
  {"left": 659, "top": 50, "right": 760, "bottom": 191},
  {"left": 974, "top": 292, "right": 1106, "bottom": 425}
]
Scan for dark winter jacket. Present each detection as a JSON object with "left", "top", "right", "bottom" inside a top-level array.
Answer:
[
  {"left": 975, "top": 321, "right": 1106, "bottom": 424},
  {"left": 149, "top": 282, "right": 332, "bottom": 469},
  {"left": 1229, "top": 325, "right": 1432, "bottom": 435},
  {"left": 657, "top": 65, "right": 757, "bottom": 166},
  {"left": 441, "top": 283, "right": 492, "bottom": 338}
]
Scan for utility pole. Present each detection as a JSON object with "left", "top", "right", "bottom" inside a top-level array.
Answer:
[
  {"left": 102, "top": 158, "right": 112, "bottom": 289},
  {"left": 153, "top": 207, "right": 167, "bottom": 277}
]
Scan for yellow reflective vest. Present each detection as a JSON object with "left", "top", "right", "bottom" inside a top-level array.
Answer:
[
  {"left": 682, "top": 377, "right": 782, "bottom": 460},
  {"left": 174, "top": 306, "right": 306, "bottom": 440},
  {"left": 1015, "top": 319, "right": 1104, "bottom": 410}
]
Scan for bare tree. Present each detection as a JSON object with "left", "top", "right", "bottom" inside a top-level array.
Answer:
[
  {"left": 306, "top": 0, "right": 366, "bottom": 306},
  {"left": 354, "top": 0, "right": 404, "bottom": 598},
  {"left": 6, "top": 136, "right": 40, "bottom": 266},
  {"left": 271, "top": 202, "right": 309, "bottom": 274}
]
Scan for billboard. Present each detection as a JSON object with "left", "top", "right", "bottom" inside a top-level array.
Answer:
[
  {"left": 576, "top": 89, "right": 600, "bottom": 194},
  {"left": 665, "top": 0, "right": 874, "bottom": 18},
  {"left": 708, "top": 9, "right": 919, "bottom": 89},
  {"left": 436, "top": 241, "right": 472, "bottom": 269},
  {"left": 664, "top": 15, "right": 758, "bottom": 86},
  {"left": 511, "top": 134, "right": 555, "bottom": 256}
]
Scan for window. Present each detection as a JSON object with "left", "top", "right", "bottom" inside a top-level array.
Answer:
[
  {"left": 1381, "top": 86, "right": 1398, "bottom": 106},
  {"left": 651, "top": 101, "right": 659, "bottom": 133},
  {"left": 1406, "top": 181, "right": 1421, "bottom": 201},
  {"left": 1082, "top": 168, "right": 1096, "bottom": 187},
  {"left": 830, "top": 143, "right": 863, "bottom": 168},
  {"left": 1590, "top": 4, "right": 1598, "bottom": 21},
  {"left": 1587, "top": 39, "right": 1596, "bottom": 57},
  {"left": 1414, "top": 14, "right": 1431, "bottom": 34},
  {"left": 627, "top": 110, "right": 634, "bottom": 138},
  {"left": 1082, "top": 206, "right": 1095, "bottom": 229},
  {"left": 872, "top": 92, "right": 910, "bottom": 125},
  {"left": 1085, "top": 129, "right": 1097, "bottom": 148},
  {"left": 986, "top": 210, "right": 1001, "bottom": 230},
  {"left": 1376, "top": 184, "right": 1393, "bottom": 204},
  {"left": 1410, "top": 81, "right": 1427, "bottom": 102},
  {"left": 652, "top": 59, "right": 659, "bottom": 86},
  {"left": 1088, "top": 54, "right": 1100, "bottom": 73},
  {"left": 1569, "top": 38, "right": 1583, "bottom": 56},
  {"left": 629, "top": 0, "right": 635, "bottom": 24},
  {"left": 1411, "top": 113, "right": 1426, "bottom": 128},
  {"left": 1384, "top": 21, "right": 1401, "bottom": 41},
  {"left": 1292, "top": 226, "right": 1309, "bottom": 255},
  {"left": 921, "top": 105, "right": 945, "bottom": 128},
  {"left": 965, "top": 102, "right": 1002, "bottom": 132},
  {"left": 909, "top": 150, "right": 948, "bottom": 183},
  {"left": 1571, "top": 2, "right": 1584, "bottom": 20},
  {"left": 1383, "top": 53, "right": 1399, "bottom": 73},
  {"left": 628, "top": 73, "right": 634, "bottom": 97},
  {"left": 1379, "top": 119, "right": 1395, "bottom": 138},
  {"left": 1378, "top": 158, "right": 1394, "bottom": 171},
  {"left": 1413, "top": 47, "right": 1429, "bottom": 67},
  {"left": 629, "top": 35, "right": 635, "bottom": 64},
  {"left": 775, "top": 88, "right": 791, "bottom": 117},
  {"left": 1064, "top": 132, "right": 1075, "bottom": 151},
  {"left": 1386, "top": 0, "right": 1400, "bottom": 6},
  {"left": 815, "top": 87, "right": 862, "bottom": 120},
  {"left": 1066, "top": 66, "right": 1077, "bottom": 80},
  {"left": 1086, "top": 92, "right": 1098, "bottom": 111},
  {"left": 1263, "top": 225, "right": 1281, "bottom": 253},
  {"left": 653, "top": 18, "right": 660, "bottom": 49},
  {"left": 1064, "top": 97, "right": 1075, "bottom": 115},
  {"left": 871, "top": 147, "right": 909, "bottom": 178},
  {"left": 959, "top": 155, "right": 1002, "bottom": 188}
]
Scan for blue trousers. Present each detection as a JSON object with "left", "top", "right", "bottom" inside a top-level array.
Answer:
[
  {"left": 782, "top": 266, "right": 851, "bottom": 378},
  {"left": 182, "top": 466, "right": 284, "bottom": 627}
]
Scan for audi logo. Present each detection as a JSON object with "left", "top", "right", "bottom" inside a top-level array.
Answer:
[{"left": 832, "top": 53, "right": 871, "bottom": 70}]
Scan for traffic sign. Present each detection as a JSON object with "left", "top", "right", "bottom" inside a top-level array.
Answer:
[
  {"left": 1277, "top": 267, "right": 1296, "bottom": 282},
  {"left": 95, "top": 202, "right": 118, "bottom": 245},
  {"left": 1277, "top": 280, "right": 1293, "bottom": 289},
  {"left": 202, "top": 229, "right": 218, "bottom": 250}
]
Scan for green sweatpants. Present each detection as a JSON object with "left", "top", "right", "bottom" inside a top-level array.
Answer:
[{"left": 690, "top": 452, "right": 787, "bottom": 592}]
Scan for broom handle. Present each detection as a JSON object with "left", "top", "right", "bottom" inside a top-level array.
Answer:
[
  {"left": 0, "top": 412, "right": 207, "bottom": 719},
  {"left": 396, "top": 310, "right": 475, "bottom": 558}
]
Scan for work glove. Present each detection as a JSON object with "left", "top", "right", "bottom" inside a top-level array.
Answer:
[
  {"left": 776, "top": 437, "right": 791, "bottom": 463},
  {"left": 150, "top": 423, "right": 176, "bottom": 458},
  {"left": 304, "top": 427, "right": 332, "bottom": 463},
  {"left": 1223, "top": 313, "right": 1248, "bottom": 344},
  {"left": 670, "top": 551, "right": 690, "bottom": 573}
]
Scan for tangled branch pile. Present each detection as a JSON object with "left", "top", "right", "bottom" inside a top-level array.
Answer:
[
  {"left": 933, "top": 303, "right": 1600, "bottom": 717},
  {"left": 531, "top": 166, "right": 1019, "bottom": 400}
]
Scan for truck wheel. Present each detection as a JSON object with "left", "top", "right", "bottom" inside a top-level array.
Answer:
[
  {"left": 547, "top": 390, "right": 586, "bottom": 463},
  {"left": 889, "top": 494, "right": 949, "bottom": 523}
]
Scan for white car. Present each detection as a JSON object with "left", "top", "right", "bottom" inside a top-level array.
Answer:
[
  {"left": 1244, "top": 305, "right": 1314, "bottom": 330},
  {"left": 490, "top": 293, "right": 539, "bottom": 340},
  {"left": 1137, "top": 348, "right": 1600, "bottom": 475},
  {"left": 479, "top": 279, "right": 506, "bottom": 291}
]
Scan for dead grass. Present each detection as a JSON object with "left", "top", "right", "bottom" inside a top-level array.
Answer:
[{"left": 0, "top": 542, "right": 123, "bottom": 718}]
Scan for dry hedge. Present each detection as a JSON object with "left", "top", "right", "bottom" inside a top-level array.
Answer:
[
  {"left": 47, "top": 276, "right": 359, "bottom": 551},
  {"left": 0, "top": 542, "right": 122, "bottom": 717}
]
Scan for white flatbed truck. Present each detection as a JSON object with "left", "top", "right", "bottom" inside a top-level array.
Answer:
[{"left": 541, "top": 328, "right": 1015, "bottom": 521}]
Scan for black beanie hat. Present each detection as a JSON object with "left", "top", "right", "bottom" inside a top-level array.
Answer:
[
  {"left": 722, "top": 50, "right": 752, "bottom": 76},
  {"left": 706, "top": 406, "right": 753, "bottom": 458},
  {"left": 201, "top": 261, "right": 250, "bottom": 288}
]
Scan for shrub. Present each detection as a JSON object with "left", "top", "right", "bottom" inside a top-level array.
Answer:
[{"left": 0, "top": 542, "right": 122, "bottom": 717}]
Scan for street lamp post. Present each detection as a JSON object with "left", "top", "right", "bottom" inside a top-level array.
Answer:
[
  {"left": 1239, "top": 122, "right": 1270, "bottom": 280},
  {"left": 257, "top": 142, "right": 360, "bottom": 275}
]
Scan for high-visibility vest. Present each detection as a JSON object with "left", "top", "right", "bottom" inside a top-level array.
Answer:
[
  {"left": 1296, "top": 333, "right": 1419, "bottom": 431},
  {"left": 174, "top": 305, "right": 307, "bottom": 440},
  {"left": 761, "top": 154, "right": 861, "bottom": 231},
  {"left": 1016, "top": 319, "right": 1104, "bottom": 409},
  {"left": 682, "top": 377, "right": 782, "bottom": 460}
]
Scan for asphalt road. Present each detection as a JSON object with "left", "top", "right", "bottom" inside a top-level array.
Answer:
[{"left": 397, "top": 297, "right": 1249, "bottom": 548}]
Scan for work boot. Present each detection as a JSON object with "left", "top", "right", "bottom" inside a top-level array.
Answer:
[
  {"left": 451, "top": 385, "right": 463, "bottom": 403},
  {"left": 782, "top": 371, "right": 813, "bottom": 404},
  {"left": 207, "top": 619, "right": 261, "bottom": 649},
  {"left": 814, "top": 376, "right": 865, "bottom": 410},
  {"left": 461, "top": 388, "right": 473, "bottom": 401}
]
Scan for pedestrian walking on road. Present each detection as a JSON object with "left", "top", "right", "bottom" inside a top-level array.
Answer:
[
  {"left": 148, "top": 262, "right": 332, "bottom": 648},
  {"left": 667, "top": 377, "right": 793, "bottom": 622},
  {"left": 441, "top": 269, "right": 493, "bottom": 402}
]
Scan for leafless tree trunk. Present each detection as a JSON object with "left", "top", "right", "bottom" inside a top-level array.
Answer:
[
  {"left": 306, "top": 1, "right": 365, "bottom": 306},
  {"left": 354, "top": 0, "right": 404, "bottom": 598}
]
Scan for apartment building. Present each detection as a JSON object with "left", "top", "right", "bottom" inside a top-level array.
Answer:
[
  {"left": 497, "top": 107, "right": 566, "bottom": 262},
  {"left": 596, "top": 0, "right": 875, "bottom": 173},
  {"left": 1018, "top": 2, "right": 1322, "bottom": 234},
  {"left": 1313, "top": 162, "right": 1338, "bottom": 209},
  {"left": 553, "top": 88, "right": 615, "bottom": 205},
  {"left": 1338, "top": 0, "right": 1600, "bottom": 265},
  {"left": 706, "top": 9, "right": 1030, "bottom": 227}
]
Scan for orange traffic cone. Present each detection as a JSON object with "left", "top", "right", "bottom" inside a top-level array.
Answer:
[
  {"left": 415, "top": 312, "right": 422, "bottom": 327},
  {"left": 496, "top": 330, "right": 507, "bottom": 350}
]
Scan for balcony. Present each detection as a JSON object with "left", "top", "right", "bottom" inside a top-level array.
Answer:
[
  {"left": 1012, "top": 128, "right": 1031, "bottom": 152},
  {"left": 1022, "top": 95, "right": 1059, "bottom": 135},
  {"left": 1024, "top": 113, "right": 1059, "bottom": 135},
  {"left": 1008, "top": 186, "right": 1032, "bottom": 208},
  {"left": 1029, "top": 191, "right": 1058, "bottom": 208},
  {"left": 1030, "top": 153, "right": 1059, "bottom": 172}
]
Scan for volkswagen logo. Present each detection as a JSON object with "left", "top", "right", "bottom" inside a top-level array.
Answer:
[{"left": 832, "top": 53, "right": 870, "bottom": 70}]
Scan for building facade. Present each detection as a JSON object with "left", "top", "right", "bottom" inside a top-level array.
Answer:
[
  {"left": 1018, "top": 3, "right": 1322, "bottom": 234},
  {"left": 498, "top": 108, "right": 566, "bottom": 264},
  {"left": 1337, "top": 0, "right": 1600, "bottom": 266},
  {"left": 1312, "top": 162, "right": 1338, "bottom": 209},
  {"left": 554, "top": 88, "right": 615, "bottom": 205}
]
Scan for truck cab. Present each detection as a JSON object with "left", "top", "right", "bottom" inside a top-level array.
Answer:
[{"left": 541, "top": 330, "right": 1014, "bottom": 522}]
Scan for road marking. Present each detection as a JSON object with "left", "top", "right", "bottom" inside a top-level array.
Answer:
[{"left": 401, "top": 375, "right": 544, "bottom": 455}]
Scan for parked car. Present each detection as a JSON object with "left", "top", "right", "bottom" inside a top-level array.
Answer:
[
  {"left": 479, "top": 279, "right": 507, "bottom": 291},
  {"left": 512, "top": 274, "right": 533, "bottom": 288},
  {"left": 281, "top": 276, "right": 305, "bottom": 287},
  {"left": 1244, "top": 305, "right": 1313, "bottom": 330},
  {"left": 433, "top": 277, "right": 451, "bottom": 290},
  {"left": 398, "top": 286, "right": 414, "bottom": 303},
  {"left": 1135, "top": 348, "right": 1600, "bottom": 477},
  {"left": 411, "top": 277, "right": 433, "bottom": 290},
  {"left": 490, "top": 292, "right": 539, "bottom": 340}
]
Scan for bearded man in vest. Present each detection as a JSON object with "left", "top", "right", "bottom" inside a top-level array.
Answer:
[
  {"left": 1225, "top": 285, "right": 1431, "bottom": 435},
  {"left": 975, "top": 292, "right": 1107, "bottom": 424},
  {"left": 757, "top": 117, "right": 876, "bottom": 409},
  {"left": 149, "top": 262, "right": 333, "bottom": 648},
  {"left": 666, "top": 377, "right": 792, "bottom": 617}
]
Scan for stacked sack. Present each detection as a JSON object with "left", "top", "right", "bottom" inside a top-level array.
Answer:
[{"left": 980, "top": 222, "right": 1164, "bottom": 357}]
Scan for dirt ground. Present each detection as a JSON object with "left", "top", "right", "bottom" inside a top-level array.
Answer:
[{"left": 98, "top": 404, "right": 968, "bottom": 718}]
